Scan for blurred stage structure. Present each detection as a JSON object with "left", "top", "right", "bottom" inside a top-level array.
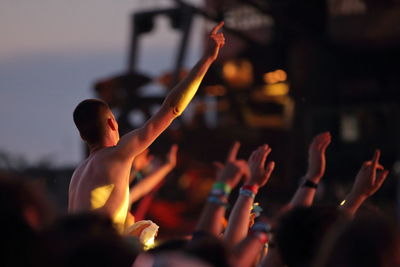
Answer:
[
  {"left": 89, "top": 0, "right": 400, "bottom": 235},
  {"left": 94, "top": 0, "right": 400, "bottom": 178}
]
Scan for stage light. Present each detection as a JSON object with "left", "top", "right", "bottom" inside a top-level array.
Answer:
[
  {"left": 263, "top": 69, "right": 287, "bottom": 84},
  {"left": 262, "top": 83, "right": 289, "bottom": 96},
  {"left": 222, "top": 59, "right": 254, "bottom": 88},
  {"left": 274, "top": 69, "right": 287, "bottom": 81}
]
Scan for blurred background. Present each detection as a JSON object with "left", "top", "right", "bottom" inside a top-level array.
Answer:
[{"left": 1, "top": 0, "right": 400, "bottom": 238}]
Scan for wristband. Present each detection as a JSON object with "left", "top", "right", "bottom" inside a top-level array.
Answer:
[
  {"left": 240, "top": 188, "right": 256, "bottom": 198},
  {"left": 302, "top": 179, "right": 318, "bottom": 189},
  {"left": 207, "top": 195, "right": 228, "bottom": 207},
  {"left": 251, "top": 203, "right": 263, "bottom": 218},
  {"left": 251, "top": 221, "right": 271, "bottom": 234},
  {"left": 210, "top": 182, "right": 232, "bottom": 196},
  {"left": 251, "top": 231, "right": 269, "bottom": 244},
  {"left": 242, "top": 184, "right": 259, "bottom": 194}
]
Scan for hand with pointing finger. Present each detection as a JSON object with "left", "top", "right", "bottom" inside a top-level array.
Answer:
[
  {"left": 341, "top": 149, "right": 390, "bottom": 216},
  {"left": 206, "top": 21, "right": 225, "bottom": 61},
  {"left": 350, "top": 149, "right": 389, "bottom": 198}
]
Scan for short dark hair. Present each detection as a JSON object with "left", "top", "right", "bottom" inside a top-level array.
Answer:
[{"left": 73, "top": 99, "right": 109, "bottom": 144}]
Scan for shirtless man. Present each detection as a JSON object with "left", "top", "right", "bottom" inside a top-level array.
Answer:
[{"left": 68, "top": 22, "right": 225, "bottom": 233}]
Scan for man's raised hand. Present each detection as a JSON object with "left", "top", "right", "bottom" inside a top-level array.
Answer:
[
  {"left": 248, "top": 144, "right": 275, "bottom": 188},
  {"left": 351, "top": 149, "right": 389, "bottom": 198},
  {"left": 207, "top": 21, "right": 225, "bottom": 61},
  {"left": 305, "top": 132, "right": 331, "bottom": 183}
]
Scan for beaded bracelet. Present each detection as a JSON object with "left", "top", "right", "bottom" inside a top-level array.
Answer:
[
  {"left": 251, "top": 231, "right": 269, "bottom": 244},
  {"left": 251, "top": 221, "right": 271, "bottom": 234},
  {"left": 240, "top": 188, "right": 256, "bottom": 198},
  {"left": 210, "top": 182, "right": 232, "bottom": 197},
  {"left": 242, "top": 184, "right": 259, "bottom": 194},
  {"left": 207, "top": 195, "right": 228, "bottom": 207}
]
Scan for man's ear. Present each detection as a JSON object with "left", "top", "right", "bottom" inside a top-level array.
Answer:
[{"left": 107, "top": 118, "right": 117, "bottom": 131}]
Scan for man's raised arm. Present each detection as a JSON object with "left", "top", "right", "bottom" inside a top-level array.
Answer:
[{"left": 115, "top": 22, "right": 225, "bottom": 159}]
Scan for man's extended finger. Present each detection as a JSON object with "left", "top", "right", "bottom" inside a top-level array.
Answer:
[
  {"left": 169, "top": 144, "right": 178, "bottom": 154},
  {"left": 227, "top": 141, "right": 240, "bottom": 162},
  {"left": 211, "top": 21, "right": 224, "bottom": 35},
  {"left": 372, "top": 149, "right": 381, "bottom": 166}
]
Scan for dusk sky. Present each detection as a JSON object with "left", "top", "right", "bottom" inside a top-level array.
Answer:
[{"left": 0, "top": 0, "right": 203, "bottom": 167}]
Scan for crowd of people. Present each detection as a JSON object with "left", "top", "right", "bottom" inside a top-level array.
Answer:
[{"left": 1, "top": 22, "right": 399, "bottom": 267}]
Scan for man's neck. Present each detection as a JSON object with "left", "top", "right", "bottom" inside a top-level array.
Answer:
[
  {"left": 87, "top": 135, "right": 118, "bottom": 155},
  {"left": 88, "top": 144, "right": 105, "bottom": 155}
]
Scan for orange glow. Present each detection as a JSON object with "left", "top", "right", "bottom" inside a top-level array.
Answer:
[
  {"left": 263, "top": 69, "right": 287, "bottom": 84},
  {"left": 222, "top": 59, "right": 253, "bottom": 88},
  {"left": 205, "top": 85, "right": 227, "bottom": 96},
  {"left": 262, "top": 83, "right": 289, "bottom": 96}
]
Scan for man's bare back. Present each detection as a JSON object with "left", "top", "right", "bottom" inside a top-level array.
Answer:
[{"left": 69, "top": 147, "right": 132, "bottom": 232}]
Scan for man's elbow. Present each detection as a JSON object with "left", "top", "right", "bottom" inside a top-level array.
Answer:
[{"left": 172, "top": 106, "right": 183, "bottom": 117}]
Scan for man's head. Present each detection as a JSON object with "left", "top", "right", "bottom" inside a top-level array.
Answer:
[
  {"left": 275, "top": 206, "right": 347, "bottom": 267},
  {"left": 73, "top": 99, "right": 119, "bottom": 145}
]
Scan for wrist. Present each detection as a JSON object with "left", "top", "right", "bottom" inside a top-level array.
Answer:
[
  {"left": 304, "top": 173, "right": 321, "bottom": 183},
  {"left": 211, "top": 181, "right": 232, "bottom": 197},
  {"left": 347, "top": 190, "right": 368, "bottom": 203},
  {"left": 207, "top": 195, "right": 228, "bottom": 207},
  {"left": 243, "top": 184, "right": 259, "bottom": 194},
  {"left": 301, "top": 179, "right": 318, "bottom": 189},
  {"left": 201, "top": 54, "right": 216, "bottom": 64},
  {"left": 164, "top": 163, "right": 175, "bottom": 171},
  {"left": 240, "top": 185, "right": 259, "bottom": 199}
]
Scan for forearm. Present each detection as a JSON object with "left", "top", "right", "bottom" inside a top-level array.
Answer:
[
  {"left": 163, "top": 56, "right": 214, "bottom": 116},
  {"left": 260, "top": 248, "right": 284, "bottom": 267},
  {"left": 129, "top": 164, "right": 173, "bottom": 204},
  {"left": 288, "top": 175, "right": 319, "bottom": 208},
  {"left": 224, "top": 195, "right": 254, "bottom": 246},
  {"left": 289, "top": 189, "right": 315, "bottom": 207},
  {"left": 340, "top": 192, "right": 367, "bottom": 216},
  {"left": 195, "top": 201, "right": 227, "bottom": 236},
  {"left": 232, "top": 233, "right": 267, "bottom": 267}
]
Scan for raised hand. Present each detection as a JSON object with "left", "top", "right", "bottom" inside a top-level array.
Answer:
[
  {"left": 206, "top": 21, "right": 225, "bottom": 61},
  {"left": 305, "top": 132, "right": 331, "bottom": 183},
  {"left": 215, "top": 141, "right": 249, "bottom": 189},
  {"left": 351, "top": 150, "right": 389, "bottom": 198},
  {"left": 165, "top": 144, "right": 178, "bottom": 168},
  {"left": 248, "top": 144, "right": 275, "bottom": 188}
]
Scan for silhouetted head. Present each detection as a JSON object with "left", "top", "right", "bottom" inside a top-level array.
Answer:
[
  {"left": 73, "top": 99, "right": 119, "bottom": 146},
  {"left": 185, "top": 233, "right": 231, "bottom": 267},
  {"left": 0, "top": 176, "right": 54, "bottom": 231},
  {"left": 315, "top": 215, "right": 400, "bottom": 267},
  {"left": 0, "top": 175, "right": 55, "bottom": 266},
  {"left": 42, "top": 213, "right": 139, "bottom": 267},
  {"left": 275, "top": 206, "right": 347, "bottom": 267}
]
